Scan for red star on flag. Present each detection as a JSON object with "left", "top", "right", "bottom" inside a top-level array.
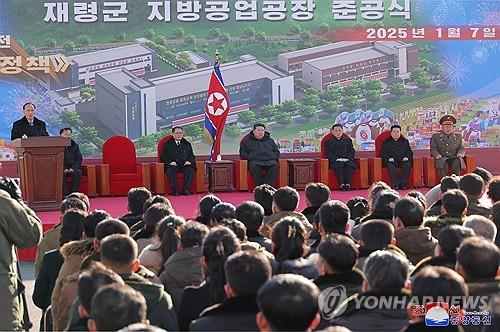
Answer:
[{"left": 209, "top": 95, "right": 225, "bottom": 113}]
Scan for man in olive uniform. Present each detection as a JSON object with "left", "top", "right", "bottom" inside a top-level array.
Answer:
[{"left": 430, "top": 115, "right": 465, "bottom": 178}]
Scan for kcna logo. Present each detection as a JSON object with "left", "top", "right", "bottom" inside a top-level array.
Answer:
[{"left": 318, "top": 285, "right": 348, "bottom": 320}]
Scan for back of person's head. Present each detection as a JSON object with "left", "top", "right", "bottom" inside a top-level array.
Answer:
[
  {"left": 437, "top": 225, "right": 476, "bottom": 259},
  {"left": 305, "top": 182, "right": 331, "bottom": 207},
  {"left": 492, "top": 202, "right": 500, "bottom": 237},
  {"left": 472, "top": 167, "right": 492, "bottom": 185},
  {"left": 369, "top": 181, "right": 391, "bottom": 208},
  {"left": 78, "top": 264, "right": 124, "bottom": 313},
  {"left": 100, "top": 234, "right": 137, "bottom": 270},
  {"left": 459, "top": 173, "right": 484, "bottom": 198},
  {"left": 143, "top": 195, "right": 173, "bottom": 214},
  {"left": 372, "top": 189, "right": 400, "bottom": 214},
  {"left": 463, "top": 215, "right": 497, "bottom": 242},
  {"left": 257, "top": 274, "right": 320, "bottom": 332},
  {"left": 95, "top": 218, "right": 130, "bottom": 242},
  {"left": 457, "top": 236, "right": 499, "bottom": 280},
  {"left": 127, "top": 187, "right": 152, "bottom": 215},
  {"left": 60, "top": 197, "right": 88, "bottom": 214},
  {"left": 142, "top": 203, "right": 173, "bottom": 238},
  {"left": 89, "top": 284, "right": 147, "bottom": 331},
  {"left": 157, "top": 215, "right": 186, "bottom": 268},
  {"left": 210, "top": 202, "right": 236, "bottom": 225},
  {"left": 393, "top": 197, "right": 424, "bottom": 227},
  {"left": 118, "top": 323, "right": 166, "bottom": 332},
  {"left": 360, "top": 220, "right": 395, "bottom": 247},
  {"left": 406, "top": 191, "right": 427, "bottom": 210},
  {"left": 272, "top": 186, "right": 299, "bottom": 212},
  {"left": 225, "top": 251, "right": 272, "bottom": 297},
  {"left": 363, "top": 250, "right": 409, "bottom": 291},
  {"left": 60, "top": 209, "right": 87, "bottom": 246},
  {"left": 220, "top": 218, "right": 247, "bottom": 242},
  {"left": 254, "top": 184, "right": 276, "bottom": 216},
  {"left": 440, "top": 175, "right": 460, "bottom": 194},
  {"left": 180, "top": 221, "right": 209, "bottom": 249},
  {"left": 235, "top": 201, "right": 265, "bottom": 233},
  {"left": 346, "top": 197, "right": 369, "bottom": 222},
  {"left": 198, "top": 194, "right": 221, "bottom": 220},
  {"left": 441, "top": 189, "right": 468, "bottom": 217},
  {"left": 202, "top": 226, "right": 241, "bottom": 304},
  {"left": 271, "top": 217, "right": 308, "bottom": 262},
  {"left": 318, "top": 234, "right": 358, "bottom": 273},
  {"left": 318, "top": 200, "right": 350, "bottom": 234},
  {"left": 85, "top": 210, "right": 111, "bottom": 238},
  {"left": 67, "top": 192, "right": 90, "bottom": 211},
  {"left": 487, "top": 177, "right": 500, "bottom": 203},
  {"left": 412, "top": 266, "right": 468, "bottom": 305}
]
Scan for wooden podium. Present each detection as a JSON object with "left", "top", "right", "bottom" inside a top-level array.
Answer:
[{"left": 11, "top": 137, "right": 70, "bottom": 211}]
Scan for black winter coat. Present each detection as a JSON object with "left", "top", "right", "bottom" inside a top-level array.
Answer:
[
  {"left": 324, "top": 135, "right": 357, "bottom": 169},
  {"left": 160, "top": 137, "right": 196, "bottom": 169},
  {"left": 32, "top": 249, "right": 64, "bottom": 311},
  {"left": 11, "top": 116, "right": 49, "bottom": 140},
  {"left": 64, "top": 139, "right": 83, "bottom": 170},
  {"left": 239, "top": 131, "right": 280, "bottom": 165},
  {"left": 380, "top": 136, "right": 413, "bottom": 167}
]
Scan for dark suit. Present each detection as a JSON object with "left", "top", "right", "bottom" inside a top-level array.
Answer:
[
  {"left": 11, "top": 116, "right": 49, "bottom": 140},
  {"left": 160, "top": 138, "right": 196, "bottom": 193},
  {"left": 239, "top": 131, "right": 280, "bottom": 186},
  {"left": 380, "top": 136, "right": 413, "bottom": 187},
  {"left": 324, "top": 135, "right": 357, "bottom": 186},
  {"left": 63, "top": 139, "right": 83, "bottom": 195}
]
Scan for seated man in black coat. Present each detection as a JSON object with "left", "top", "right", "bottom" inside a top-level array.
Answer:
[
  {"left": 325, "top": 124, "right": 357, "bottom": 191},
  {"left": 160, "top": 126, "right": 196, "bottom": 196},
  {"left": 380, "top": 125, "right": 413, "bottom": 190},
  {"left": 11, "top": 102, "right": 49, "bottom": 140},
  {"left": 60, "top": 128, "right": 83, "bottom": 196},
  {"left": 239, "top": 123, "right": 280, "bottom": 186}
]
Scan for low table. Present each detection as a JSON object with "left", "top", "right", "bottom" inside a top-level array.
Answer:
[
  {"left": 205, "top": 160, "right": 234, "bottom": 192},
  {"left": 287, "top": 158, "right": 315, "bottom": 190}
]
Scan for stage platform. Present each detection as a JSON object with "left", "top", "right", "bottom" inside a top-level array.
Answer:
[{"left": 18, "top": 188, "right": 427, "bottom": 261}]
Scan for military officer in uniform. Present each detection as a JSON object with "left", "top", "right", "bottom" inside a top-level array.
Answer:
[{"left": 430, "top": 115, "right": 465, "bottom": 178}]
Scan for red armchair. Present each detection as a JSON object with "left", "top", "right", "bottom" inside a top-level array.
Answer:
[
  {"left": 423, "top": 155, "right": 475, "bottom": 187},
  {"left": 96, "top": 136, "right": 151, "bottom": 196},
  {"left": 234, "top": 134, "right": 288, "bottom": 191},
  {"left": 369, "top": 131, "right": 423, "bottom": 188},
  {"left": 317, "top": 133, "right": 369, "bottom": 190},
  {"left": 64, "top": 165, "right": 97, "bottom": 197},
  {"left": 151, "top": 135, "right": 205, "bottom": 194}
]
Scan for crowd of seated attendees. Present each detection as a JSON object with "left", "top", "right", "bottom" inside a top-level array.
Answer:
[{"left": 1, "top": 166, "right": 499, "bottom": 332}]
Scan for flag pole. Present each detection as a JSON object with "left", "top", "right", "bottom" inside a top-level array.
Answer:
[{"left": 215, "top": 50, "right": 222, "bottom": 161}]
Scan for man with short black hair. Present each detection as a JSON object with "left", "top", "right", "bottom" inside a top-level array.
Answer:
[
  {"left": 160, "top": 126, "right": 196, "bottom": 196},
  {"left": 487, "top": 177, "right": 500, "bottom": 204},
  {"left": 456, "top": 237, "right": 499, "bottom": 298},
  {"left": 100, "top": 234, "right": 178, "bottom": 331},
  {"left": 209, "top": 202, "right": 236, "bottom": 226},
  {"left": 472, "top": 166, "right": 492, "bottom": 185},
  {"left": 120, "top": 187, "right": 152, "bottom": 228},
  {"left": 332, "top": 250, "right": 411, "bottom": 331},
  {"left": 314, "top": 234, "right": 363, "bottom": 296},
  {"left": 195, "top": 195, "right": 221, "bottom": 225},
  {"left": 426, "top": 175, "right": 460, "bottom": 217},
  {"left": 424, "top": 189, "right": 468, "bottom": 238},
  {"left": 302, "top": 182, "right": 331, "bottom": 225},
  {"left": 60, "top": 127, "right": 83, "bottom": 196},
  {"left": 403, "top": 266, "right": 468, "bottom": 332},
  {"left": 191, "top": 251, "right": 272, "bottom": 330},
  {"left": 257, "top": 274, "right": 321, "bottom": 332},
  {"left": 380, "top": 124, "right": 413, "bottom": 190},
  {"left": 324, "top": 124, "right": 357, "bottom": 191},
  {"left": 236, "top": 201, "right": 272, "bottom": 252},
  {"left": 87, "top": 284, "right": 148, "bottom": 332},
  {"left": 261, "top": 186, "right": 311, "bottom": 238},
  {"left": 463, "top": 215, "right": 497, "bottom": 242},
  {"left": 84, "top": 210, "right": 111, "bottom": 238},
  {"left": 240, "top": 123, "right": 280, "bottom": 186},
  {"left": 317, "top": 200, "right": 350, "bottom": 236},
  {"left": 253, "top": 184, "right": 276, "bottom": 216},
  {"left": 459, "top": 173, "right": 490, "bottom": 217},
  {"left": 412, "top": 225, "right": 475, "bottom": 276},
  {"left": 394, "top": 197, "right": 437, "bottom": 265}
]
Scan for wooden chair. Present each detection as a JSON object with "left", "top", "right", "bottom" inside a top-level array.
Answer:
[
  {"left": 64, "top": 165, "right": 97, "bottom": 197},
  {"left": 423, "top": 155, "right": 476, "bottom": 187}
]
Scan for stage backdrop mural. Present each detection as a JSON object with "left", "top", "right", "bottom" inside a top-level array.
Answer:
[{"left": 0, "top": 0, "right": 499, "bottom": 160}]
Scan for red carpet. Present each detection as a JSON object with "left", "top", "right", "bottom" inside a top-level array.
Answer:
[{"left": 19, "top": 188, "right": 428, "bottom": 261}]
